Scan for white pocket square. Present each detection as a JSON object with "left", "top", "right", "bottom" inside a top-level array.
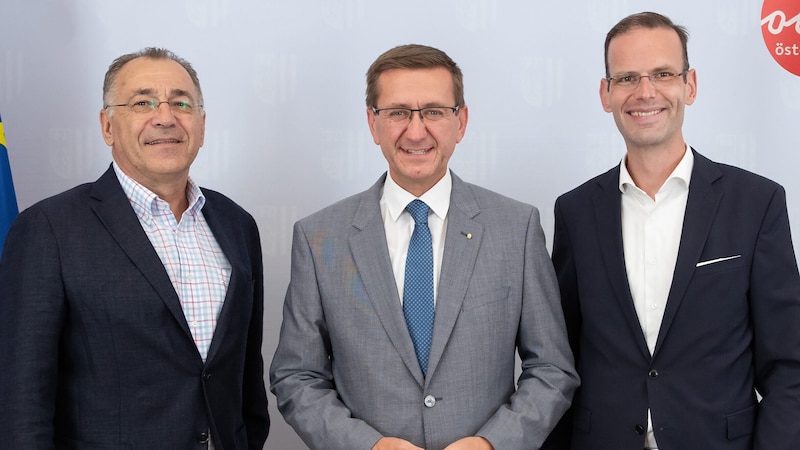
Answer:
[{"left": 696, "top": 255, "right": 742, "bottom": 267}]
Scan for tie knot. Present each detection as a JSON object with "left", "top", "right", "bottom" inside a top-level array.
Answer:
[{"left": 406, "top": 199, "right": 429, "bottom": 225}]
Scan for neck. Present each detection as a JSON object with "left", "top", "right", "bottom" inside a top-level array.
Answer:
[{"left": 625, "top": 143, "right": 686, "bottom": 199}]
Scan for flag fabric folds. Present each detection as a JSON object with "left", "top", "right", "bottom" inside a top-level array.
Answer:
[{"left": 0, "top": 112, "right": 19, "bottom": 256}]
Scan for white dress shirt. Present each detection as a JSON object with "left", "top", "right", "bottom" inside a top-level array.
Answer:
[
  {"left": 380, "top": 171, "right": 451, "bottom": 304},
  {"left": 620, "top": 145, "right": 693, "bottom": 448}
]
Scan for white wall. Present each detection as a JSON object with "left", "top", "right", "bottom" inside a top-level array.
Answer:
[{"left": 1, "top": 1, "right": 798, "bottom": 448}]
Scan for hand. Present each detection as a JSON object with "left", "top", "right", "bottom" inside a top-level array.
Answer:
[
  {"left": 372, "top": 437, "right": 425, "bottom": 450},
  {"left": 443, "top": 436, "right": 494, "bottom": 450}
]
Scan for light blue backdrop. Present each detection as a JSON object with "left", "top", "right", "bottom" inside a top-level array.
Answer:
[{"left": 2, "top": 1, "right": 798, "bottom": 448}]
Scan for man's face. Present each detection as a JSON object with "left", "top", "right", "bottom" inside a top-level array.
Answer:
[
  {"left": 367, "top": 67, "right": 468, "bottom": 197},
  {"left": 100, "top": 57, "right": 205, "bottom": 190},
  {"left": 600, "top": 27, "right": 696, "bottom": 152}
]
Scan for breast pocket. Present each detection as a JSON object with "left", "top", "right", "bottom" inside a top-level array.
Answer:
[
  {"left": 694, "top": 254, "right": 745, "bottom": 276},
  {"left": 460, "top": 286, "right": 511, "bottom": 312}
]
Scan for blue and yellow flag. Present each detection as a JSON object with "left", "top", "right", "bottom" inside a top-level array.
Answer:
[{"left": 0, "top": 112, "right": 19, "bottom": 256}]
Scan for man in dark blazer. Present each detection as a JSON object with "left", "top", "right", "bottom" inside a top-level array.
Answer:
[
  {"left": 547, "top": 12, "right": 800, "bottom": 450},
  {"left": 270, "top": 44, "right": 578, "bottom": 450},
  {"left": 0, "top": 48, "right": 269, "bottom": 449}
]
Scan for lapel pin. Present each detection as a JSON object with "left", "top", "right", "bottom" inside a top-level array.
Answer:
[{"left": 460, "top": 231, "right": 472, "bottom": 239}]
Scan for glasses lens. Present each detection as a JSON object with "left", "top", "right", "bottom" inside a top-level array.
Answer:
[{"left": 170, "top": 101, "right": 194, "bottom": 114}]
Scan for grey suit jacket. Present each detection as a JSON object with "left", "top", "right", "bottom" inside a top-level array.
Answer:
[
  {"left": 0, "top": 166, "right": 270, "bottom": 449},
  {"left": 270, "top": 171, "right": 578, "bottom": 450}
]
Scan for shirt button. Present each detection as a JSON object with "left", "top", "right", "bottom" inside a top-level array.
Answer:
[
  {"left": 424, "top": 395, "right": 436, "bottom": 408},
  {"left": 197, "top": 432, "right": 210, "bottom": 443}
]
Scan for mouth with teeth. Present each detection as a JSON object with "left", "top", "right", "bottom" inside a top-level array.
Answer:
[
  {"left": 629, "top": 109, "right": 663, "bottom": 117},
  {"left": 402, "top": 147, "right": 431, "bottom": 155},
  {"left": 145, "top": 138, "right": 181, "bottom": 145}
]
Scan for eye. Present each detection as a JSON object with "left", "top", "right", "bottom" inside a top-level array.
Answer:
[
  {"left": 132, "top": 100, "right": 154, "bottom": 107},
  {"left": 618, "top": 75, "right": 635, "bottom": 83},
  {"left": 172, "top": 101, "right": 192, "bottom": 110},
  {"left": 423, "top": 108, "right": 443, "bottom": 117},
  {"left": 387, "top": 109, "right": 409, "bottom": 118},
  {"left": 653, "top": 72, "right": 675, "bottom": 79}
]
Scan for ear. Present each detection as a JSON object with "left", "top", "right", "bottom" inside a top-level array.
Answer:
[
  {"left": 367, "top": 107, "right": 380, "bottom": 145},
  {"left": 199, "top": 110, "right": 206, "bottom": 148},
  {"left": 684, "top": 68, "right": 697, "bottom": 106},
  {"left": 100, "top": 109, "right": 114, "bottom": 146},
  {"left": 599, "top": 78, "right": 612, "bottom": 112},
  {"left": 455, "top": 105, "right": 469, "bottom": 143}
]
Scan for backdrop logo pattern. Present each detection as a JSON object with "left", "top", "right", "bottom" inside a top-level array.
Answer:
[{"left": 761, "top": 0, "right": 800, "bottom": 76}]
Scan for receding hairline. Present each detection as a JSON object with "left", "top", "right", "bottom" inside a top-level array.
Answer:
[{"left": 102, "top": 47, "right": 203, "bottom": 107}]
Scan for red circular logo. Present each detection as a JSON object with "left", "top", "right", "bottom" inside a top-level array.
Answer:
[{"left": 762, "top": 0, "right": 800, "bottom": 76}]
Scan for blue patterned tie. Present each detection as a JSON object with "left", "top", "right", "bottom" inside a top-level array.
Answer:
[{"left": 403, "top": 199, "right": 435, "bottom": 377}]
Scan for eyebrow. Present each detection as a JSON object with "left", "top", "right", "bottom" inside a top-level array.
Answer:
[
  {"left": 612, "top": 65, "right": 679, "bottom": 76},
  {"left": 129, "top": 88, "right": 194, "bottom": 99},
  {"left": 380, "top": 102, "right": 454, "bottom": 108}
]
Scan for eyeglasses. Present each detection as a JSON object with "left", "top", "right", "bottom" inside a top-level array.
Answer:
[
  {"left": 371, "top": 106, "right": 460, "bottom": 123},
  {"left": 605, "top": 70, "right": 688, "bottom": 91},
  {"left": 104, "top": 98, "right": 203, "bottom": 115}
]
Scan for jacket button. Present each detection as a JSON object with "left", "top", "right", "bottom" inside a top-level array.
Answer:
[
  {"left": 635, "top": 424, "right": 645, "bottom": 435},
  {"left": 197, "top": 432, "right": 210, "bottom": 443},
  {"left": 424, "top": 395, "right": 436, "bottom": 408},
  {"left": 648, "top": 369, "right": 659, "bottom": 379},
  {"left": 203, "top": 372, "right": 212, "bottom": 380}
]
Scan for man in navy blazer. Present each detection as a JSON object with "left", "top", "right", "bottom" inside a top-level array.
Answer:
[
  {"left": 0, "top": 48, "right": 269, "bottom": 449},
  {"left": 545, "top": 12, "right": 800, "bottom": 450}
]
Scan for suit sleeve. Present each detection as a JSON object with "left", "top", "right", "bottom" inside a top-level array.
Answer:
[
  {"left": 750, "top": 186, "right": 800, "bottom": 449},
  {"left": 0, "top": 207, "right": 65, "bottom": 446},
  {"left": 242, "top": 218, "right": 271, "bottom": 449},
  {"left": 269, "top": 221, "right": 384, "bottom": 450},
  {"left": 539, "top": 196, "right": 582, "bottom": 450},
  {"left": 476, "top": 206, "right": 580, "bottom": 449}
]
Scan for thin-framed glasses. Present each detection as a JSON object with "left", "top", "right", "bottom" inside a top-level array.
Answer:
[
  {"left": 605, "top": 70, "right": 688, "bottom": 91},
  {"left": 104, "top": 98, "right": 203, "bottom": 115},
  {"left": 371, "top": 106, "right": 460, "bottom": 123}
]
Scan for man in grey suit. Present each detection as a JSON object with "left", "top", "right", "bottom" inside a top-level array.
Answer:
[
  {"left": 0, "top": 48, "right": 269, "bottom": 448},
  {"left": 270, "top": 44, "right": 578, "bottom": 450}
]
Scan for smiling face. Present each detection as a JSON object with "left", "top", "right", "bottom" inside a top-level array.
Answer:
[
  {"left": 100, "top": 57, "right": 205, "bottom": 192},
  {"left": 600, "top": 26, "right": 696, "bottom": 154},
  {"left": 367, "top": 67, "right": 468, "bottom": 197}
]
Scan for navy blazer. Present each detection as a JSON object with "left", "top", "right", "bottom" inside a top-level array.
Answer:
[
  {"left": 548, "top": 150, "right": 800, "bottom": 450},
  {"left": 0, "top": 166, "right": 269, "bottom": 449}
]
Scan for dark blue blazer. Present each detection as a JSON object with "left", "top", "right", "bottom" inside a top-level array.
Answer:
[
  {"left": 0, "top": 166, "right": 269, "bottom": 449},
  {"left": 548, "top": 150, "right": 800, "bottom": 450}
]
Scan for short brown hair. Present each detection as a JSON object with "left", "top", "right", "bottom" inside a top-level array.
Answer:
[
  {"left": 365, "top": 44, "right": 464, "bottom": 108},
  {"left": 102, "top": 47, "right": 203, "bottom": 106},
  {"left": 604, "top": 12, "right": 690, "bottom": 78}
]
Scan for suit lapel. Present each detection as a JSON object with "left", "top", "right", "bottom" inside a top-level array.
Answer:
[
  {"left": 593, "top": 168, "right": 652, "bottom": 359},
  {"left": 89, "top": 167, "right": 193, "bottom": 341},
  {"left": 349, "top": 175, "right": 426, "bottom": 385},
  {"left": 425, "top": 174, "right": 483, "bottom": 382},
  {"left": 654, "top": 151, "right": 723, "bottom": 355},
  {"left": 199, "top": 193, "right": 247, "bottom": 364}
]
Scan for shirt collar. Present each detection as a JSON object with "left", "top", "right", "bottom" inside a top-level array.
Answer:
[
  {"left": 112, "top": 161, "right": 205, "bottom": 220},
  {"left": 619, "top": 144, "right": 694, "bottom": 194},
  {"left": 382, "top": 170, "right": 452, "bottom": 222}
]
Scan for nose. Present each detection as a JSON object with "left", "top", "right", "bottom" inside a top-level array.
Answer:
[
  {"left": 151, "top": 101, "right": 176, "bottom": 126},
  {"left": 403, "top": 111, "right": 429, "bottom": 139},
  {"left": 634, "top": 75, "right": 657, "bottom": 98}
]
